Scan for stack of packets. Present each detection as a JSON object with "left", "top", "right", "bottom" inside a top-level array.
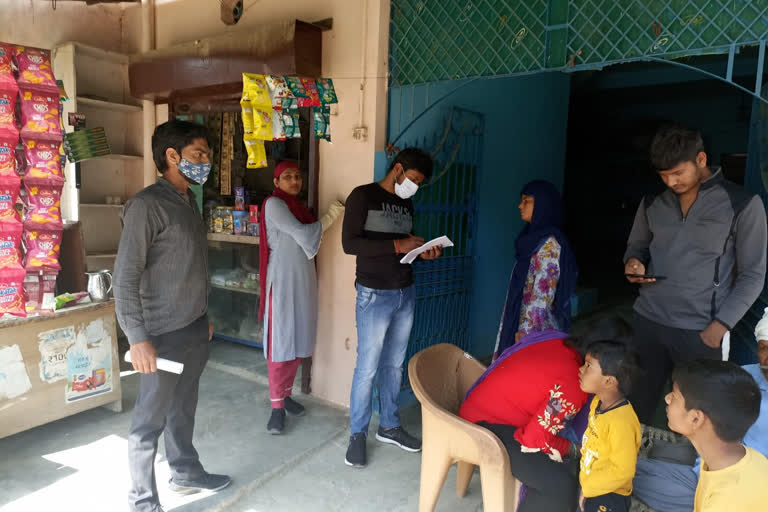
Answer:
[
  {"left": 64, "top": 127, "right": 110, "bottom": 162},
  {"left": 0, "top": 42, "right": 65, "bottom": 319},
  {"left": 240, "top": 73, "right": 338, "bottom": 169}
]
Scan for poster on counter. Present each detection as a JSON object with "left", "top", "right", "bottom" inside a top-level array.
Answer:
[
  {"left": 0, "top": 344, "right": 33, "bottom": 401},
  {"left": 37, "top": 319, "right": 113, "bottom": 403}
]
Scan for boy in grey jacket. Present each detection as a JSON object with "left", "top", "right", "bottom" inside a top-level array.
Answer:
[{"left": 624, "top": 123, "right": 767, "bottom": 424}]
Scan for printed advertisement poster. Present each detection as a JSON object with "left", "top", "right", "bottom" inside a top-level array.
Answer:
[
  {"left": 65, "top": 318, "right": 113, "bottom": 403},
  {"left": 39, "top": 326, "right": 75, "bottom": 383},
  {"left": 0, "top": 344, "right": 33, "bottom": 401}
]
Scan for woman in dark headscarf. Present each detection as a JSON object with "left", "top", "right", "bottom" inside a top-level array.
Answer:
[{"left": 494, "top": 180, "right": 578, "bottom": 358}]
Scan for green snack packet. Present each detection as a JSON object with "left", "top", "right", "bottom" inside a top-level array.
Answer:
[
  {"left": 316, "top": 78, "right": 338, "bottom": 105},
  {"left": 284, "top": 76, "right": 312, "bottom": 108},
  {"left": 313, "top": 106, "right": 331, "bottom": 142},
  {"left": 282, "top": 110, "right": 301, "bottom": 139}
]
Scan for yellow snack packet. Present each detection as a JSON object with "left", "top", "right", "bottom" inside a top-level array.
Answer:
[{"left": 245, "top": 139, "right": 267, "bottom": 169}]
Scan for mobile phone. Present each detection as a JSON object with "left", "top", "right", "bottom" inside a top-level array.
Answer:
[{"left": 625, "top": 273, "right": 667, "bottom": 280}]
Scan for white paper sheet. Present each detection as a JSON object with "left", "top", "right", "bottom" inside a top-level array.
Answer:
[
  {"left": 124, "top": 352, "right": 184, "bottom": 374},
  {"left": 399, "top": 236, "right": 454, "bottom": 265}
]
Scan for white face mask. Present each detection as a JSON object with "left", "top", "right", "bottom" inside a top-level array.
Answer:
[{"left": 394, "top": 170, "right": 419, "bottom": 199}]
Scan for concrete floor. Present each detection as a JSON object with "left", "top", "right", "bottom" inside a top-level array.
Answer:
[{"left": 0, "top": 339, "right": 484, "bottom": 512}]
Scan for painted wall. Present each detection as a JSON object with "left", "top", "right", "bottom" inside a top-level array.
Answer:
[
  {"left": 123, "top": 0, "right": 391, "bottom": 407},
  {"left": 0, "top": 0, "right": 128, "bottom": 52},
  {"left": 388, "top": 73, "right": 572, "bottom": 358}
]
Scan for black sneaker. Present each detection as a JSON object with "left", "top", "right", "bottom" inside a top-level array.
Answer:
[
  {"left": 284, "top": 396, "right": 306, "bottom": 417},
  {"left": 345, "top": 433, "right": 367, "bottom": 467},
  {"left": 168, "top": 473, "right": 231, "bottom": 495},
  {"left": 267, "top": 408, "right": 286, "bottom": 434},
  {"left": 375, "top": 426, "right": 422, "bottom": 453}
]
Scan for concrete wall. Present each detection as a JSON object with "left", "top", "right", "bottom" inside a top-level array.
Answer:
[
  {"left": 122, "top": 0, "right": 390, "bottom": 407},
  {"left": 388, "top": 73, "right": 572, "bottom": 358},
  {"left": 0, "top": 0, "right": 128, "bottom": 52}
]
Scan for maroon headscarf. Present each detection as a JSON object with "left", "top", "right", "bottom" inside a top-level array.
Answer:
[{"left": 258, "top": 161, "right": 316, "bottom": 321}]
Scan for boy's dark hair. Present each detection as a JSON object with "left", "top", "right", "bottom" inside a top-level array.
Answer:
[
  {"left": 585, "top": 340, "right": 641, "bottom": 397},
  {"left": 389, "top": 147, "right": 434, "bottom": 181},
  {"left": 672, "top": 360, "right": 761, "bottom": 442},
  {"left": 151, "top": 120, "right": 210, "bottom": 174},
  {"left": 650, "top": 123, "right": 705, "bottom": 171}
]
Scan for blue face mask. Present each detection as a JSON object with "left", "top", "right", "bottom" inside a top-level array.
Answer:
[{"left": 178, "top": 159, "right": 211, "bottom": 185}]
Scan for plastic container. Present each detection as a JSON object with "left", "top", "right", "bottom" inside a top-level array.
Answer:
[{"left": 233, "top": 211, "right": 249, "bottom": 235}]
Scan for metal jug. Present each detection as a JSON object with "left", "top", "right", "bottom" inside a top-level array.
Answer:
[{"left": 86, "top": 270, "right": 113, "bottom": 302}]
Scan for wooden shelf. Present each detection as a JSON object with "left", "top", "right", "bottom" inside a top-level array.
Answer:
[
  {"left": 211, "top": 283, "right": 260, "bottom": 296},
  {"left": 77, "top": 97, "right": 141, "bottom": 112},
  {"left": 80, "top": 154, "right": 143, "bottom": 162},
  {"left": 207, "top": 233, "right": 260, "bottom": 245},
  {"left": 80, "top": 203, "right": 124, "bottom": 209}
]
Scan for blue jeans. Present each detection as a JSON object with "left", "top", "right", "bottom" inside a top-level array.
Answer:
[{"left": 349, "top": 284, "right": 416, "bottom": 435}]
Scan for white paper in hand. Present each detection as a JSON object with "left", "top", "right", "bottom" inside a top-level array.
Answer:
[
  {"left": 399, "top": 236, "right": 454, "bottom": 264},
  {"left": 124, "top": 352, "right": 184, "bottom": 374}
]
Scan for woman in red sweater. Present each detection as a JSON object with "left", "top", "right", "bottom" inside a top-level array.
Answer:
[{"left": 460, "top": 329, "right": 588, "bottom": 512}]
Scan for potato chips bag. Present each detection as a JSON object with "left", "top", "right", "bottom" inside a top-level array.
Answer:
[
  {"left": 244, "top": 139, "right": 267, "bottom": 169},
  {"left": 0, "top": 43, "right": 17, "bottom": 91},
  {"left": 0, "top": 267, "right": 26, "bottom": 317},
  {"left": 14, "top": 46, "right": 58, "bottom": 93},
  {"left": 0, "top": 222, "right": 23, "bottom": 271},
  {"left": 284, "top": 76, "right": 313, "bottom": 108},
  {"left": 316, "top": 78, "right": 339, "bottom": 105},
  {"left": 0, "top": 89, "right": 18, "bottom": 139},
  {"left": 23, "top": 226, "right": 62, "bottom": 271},
  {"left": 266, "top": 75, "right": 298, "bottom": 111},
  {"left": 0, "top": 175, "right": 21, "bottom": 224},
  {"left": 313, "top": 106, "right": 331, "bottom": 142},
  {"left": 24, "top": 176, "right": 63, "bottom": 228},
  {"left": 272, "top": 112, "right": 286, "bottom": 141},
  {"left": 0, "top": 137, "right": 18, "bottom": 177},
  {"left": 282, "top": 110, "right": 301, "bottom": 139},
  {"left": 20, "top": 89, "right": 62, "bottom": 140},
  {"left": 242, "top": 73, "right": 271, "bottom": 109},
  {"left": 24, "top": 140, "right": 62, "bottom": 179},
  {"left": 299, "top": 78, "right": 322, "bottom": 107}
]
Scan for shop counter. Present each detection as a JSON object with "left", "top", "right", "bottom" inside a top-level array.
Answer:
[{"left": 0, "top": 300, "right": 122, "bottom": 439}]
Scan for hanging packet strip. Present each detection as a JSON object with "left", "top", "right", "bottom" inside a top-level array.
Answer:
[
  {"left": 24, "top": 140, "right": 62, "bottom": 179},
  {"left": 0, "top": 222, "right": 23, "bottom": 271},
  {"left": 282, "top": 110, "right": 301, "bottom": 139},
  {"left": 0, "top": 43, "right": 17, "bottom": 91},
  {"left": 0, "top": 137, "right": 19, "bottom": 177},
  {"left": 313, "top": 106, "right": 331, "bottom": 142},
  {"left": 241, "top": 73, "right": 273, "bottom": 141},
  {"left": 316, "top": 78, "right": 339, "bottom": 105},
  {"left": 266, "top": 75, "right": 297, "bottom": 111},
  {"left": 284, "top": 76, "right": 313, "bottom": 108},
  {"left": 0, "top": 267, "right": 26, "bottom": 317},
  {"left": 23, "top": 226, "right": 62, "bottom": 271},
  {"left": 19, "top": 89, "right": 62, "bottom": 141},
  {"left": 14, "top": 46, "right": 58, "bottom": 94},
  {"left": 299, "top": 78, "right": 322, "bottom": 107},
  {"left": 23, "top": 175, "right": 64, "bottom": 229},
  {"left": 0, "top": 89, "right": 18, "bottom": 140},
  {"left": 0, "top": 175, "right": 21, "bottom": 223}
]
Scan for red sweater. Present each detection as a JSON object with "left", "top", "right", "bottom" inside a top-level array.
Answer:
[{"left": 459, "top": 338, "right": 587, "bottom": 459}]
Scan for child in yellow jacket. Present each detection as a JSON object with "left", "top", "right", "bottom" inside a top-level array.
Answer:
[{"left": 578, "top": 340, "right": 642, "bottom": 512}]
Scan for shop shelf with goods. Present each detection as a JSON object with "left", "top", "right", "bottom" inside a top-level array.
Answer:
[
  {"left": 208, "top": 239, "right": 263, "bottom": 348},
  {"left": 53, "top": 42, "right": 144, "bottom": 272}
]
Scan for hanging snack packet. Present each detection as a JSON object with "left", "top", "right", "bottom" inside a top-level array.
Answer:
[
  {"left": 313, "top": 107, "right": 332, "bottom": 142},
  {"left": 282, "top": 110, "right": 301, "bottom": 139},
  {"left": 0, "top": 89, "right": 18, "bottom": 139},
  {"left": 23, "top": 226, "right": 62, "bottom": 271},
  {"left": 0, "top": 267, "right": 26, "bottom": 317},
  {"left": 20, "top": 89, "right": 62, "bottom": 140},
  {"left": 252, "top": 107, "right": 272, "bottom": 141},
  {"left": 266, "top": 75, "right": 296, "bottom": 111},
  {"left": 316, "top": 78, "right": 339, "bottom": 105},
  {"left": 242, "top": 73, "right": 271, "bottom": 109},
  {"left": 245, "top": 139, "right": 268, "bottom": 169},
  {"left": 24, "top": 140, "right": 62, "bottom": 179},
  {"left": 14, "top": 46, "right": 58, "bottom": 93},
  {"left": 299, "top": 78, "right": 322, "bottom": 107},
  {"left": 272, "top": 111, "right": 286, "bottom": 141},
  {"left": 0, "top": 222, "right": 23, "bottom": 270},
  {"left": 0, "top": 43, "right": 17, "bottom": 91},
  {"left": 0, "top": 137, "right": 19, "bottom": 177},
  {"left": 284, "top": 76, "right": 313, "bottom": 108},
  {"left": 0, "top": 175, "right": 21, "bottom": 223},
  {"left": 24, "top": 176, "right": 64, "bottom": 228}
]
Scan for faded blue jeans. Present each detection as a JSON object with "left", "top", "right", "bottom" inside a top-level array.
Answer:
[{"left": 349, "top": 284, "right": 416, "bottom": 435}]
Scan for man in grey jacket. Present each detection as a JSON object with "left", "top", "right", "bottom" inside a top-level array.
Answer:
[{"left": 624, "top": 123, "right": 767, "bottom": 424}]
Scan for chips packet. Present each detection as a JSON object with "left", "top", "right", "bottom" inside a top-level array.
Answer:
[
  {"left": 313, "top": 106, "right": 332, "bottom": 141},
  {"left": 284, "top": 76, "right": 313, "bottom": 108},
  {"left": 272, "top": 112, "right": 286, "bottom": 141},
  {"left": 0, "top": 89, "right": 18, "bottom": 140},
  {"left": 282, "top": 110, "right": 301, "bottom": 139},
  {"left": 23, "top": 175, "right": 64, "bottom": 228},
  {"left": 23, "top": 226, "right": 62, "bottom": 271},
  {"left": 24, "top": 140, "right": 62, "bottom": 179},
  {"left": 244, "top": 139, "right": 267, "bottom": 169},
  {"left": 0, "top": 137, "right": 19, "bottom": 177},
  {"left": 19, "top": 89, "right": 62, "bottom": 141},
  {"left": 0, "top": 175, "right": 21, "bottom": 223},
  {"left": 316, "top": 78, "right": 339, "bottom": 105},
  {"left": 23, "top": 271, "right": 40, "bottom": 314},
  {"left": 266, "top": 75, "right": 297, "bottom": 111},
  {"left": 14, "top": 46, "right": 58, "bottom": 93},
  {"left": 0, "top": 222, "right": 23, "bottom": 270},
  {"left": 0, "top": 267, "right": 26, "bottom": 317},
  {"left": 0, "top": 43, "right": 18, "bottom": 92},
  {"left": 299, "top": 78, "right": 322, "bottom": 107}
]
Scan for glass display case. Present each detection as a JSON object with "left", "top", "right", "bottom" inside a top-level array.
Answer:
[{"left": 207, "top": 235, "right": 263, "bottom": 347}]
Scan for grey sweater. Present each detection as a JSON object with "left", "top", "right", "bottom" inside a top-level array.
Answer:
[{"left": 624, "top": 170, "right": 767, "bottom": 331}]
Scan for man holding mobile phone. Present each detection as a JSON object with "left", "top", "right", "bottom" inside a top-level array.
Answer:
[{"left": 623, "top": 123, "right": 767, "bottom": 424}]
